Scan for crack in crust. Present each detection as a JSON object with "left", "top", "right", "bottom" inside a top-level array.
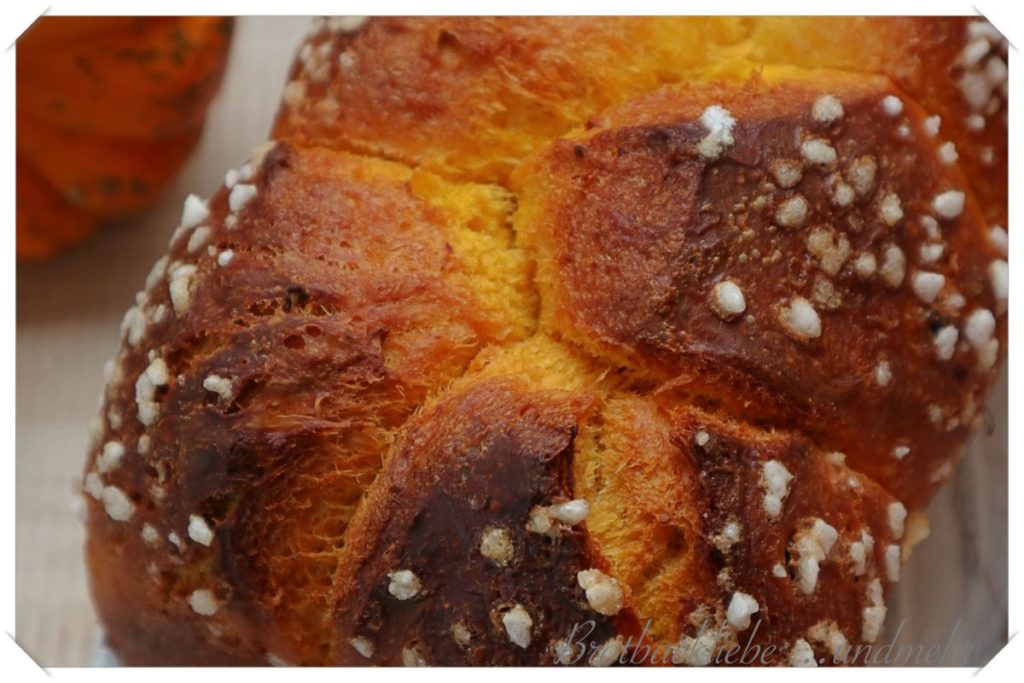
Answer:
[
  {"left": 512, "top": 72, "right": 1004, "bottom": 511},
  {"left": 330, "top": 378, "right": 632, "bottom": 665}
]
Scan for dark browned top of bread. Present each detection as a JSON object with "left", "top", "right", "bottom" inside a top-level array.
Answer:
[
  {"left": 85, "top": 142, "right": 533, "bottom": 664},
  {"left": 329, "top": 346, "right": 904, "bottom": 665},
  {"left": 513, "top": 72, "right": 1005, "bottom": 510},
  {"left": 330, "top": 377, "right": 631, "bottom": 665}
]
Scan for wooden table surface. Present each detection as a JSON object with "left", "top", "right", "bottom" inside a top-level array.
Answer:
[{"left": 14, "top": 16, "right": 1008, "bottom": 667}]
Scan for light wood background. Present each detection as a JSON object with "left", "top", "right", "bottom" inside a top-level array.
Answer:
[{"left": 15, "top": 16, "right": 1007, "bottom": 667}]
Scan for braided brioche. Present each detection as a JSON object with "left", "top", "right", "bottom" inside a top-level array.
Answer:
[{"left": 83, "top": 17, "right": 1007, "bottom": 666}]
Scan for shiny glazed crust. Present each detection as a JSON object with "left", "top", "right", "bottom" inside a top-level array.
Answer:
[{"left": 83, "top": 17, "right": 1007, "bottom": 666}]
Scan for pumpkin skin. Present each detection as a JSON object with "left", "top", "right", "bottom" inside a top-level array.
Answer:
[{"left": 16, "top": 17, "right": 234, "bottom": 260}]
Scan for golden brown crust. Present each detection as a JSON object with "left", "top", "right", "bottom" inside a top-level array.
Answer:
[
  {"left": 578, "top": 394, "right": 901, "bottom": 664},
  {"left": 84, "top": 17, "right": 1006, "bottom": 667},
  {"left": 272, "top": 16, "right": 1006, "bottom": 211},
  {"left": 747, "top": 17, "right": 1008, "bottom": 228},
  {"left": 514, "top": 72, "right": 1004, "bottom": 510},
  {"left": 271, "top": 16, "right": 751, "bottom": 183},
  {"left": 84, "top": 141, "right": 532, "bottom": 664},
  {"left": 327, "top": 346, "right": 902, "bottom": 665}
]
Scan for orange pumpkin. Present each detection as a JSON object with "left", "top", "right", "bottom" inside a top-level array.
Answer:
[{"left": 16, "top": 17, "right": 234, "bottom": 260}]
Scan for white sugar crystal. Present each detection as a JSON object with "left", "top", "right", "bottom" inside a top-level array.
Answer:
[
  {"left": 84, "top": 471, "right": 104, "bottom": 500},
  {"left": 349, "top": 636, "right": 375, "bottom": 659},
  {"left": 988, "top": 226, "right": 1008, "bottom": 257},
  {"left": 847, "top": 155, "right": 877, "bottom": 196},
  {"left": 878, "top": 193, "right": 904, "bottom": 226},
  {"left": 452, "top": 621, "right": 472, "bottom": 647},
  {"left": 479, "top": 526, "right": 515, "bottom": 567},
  {"left": 387, "top": 569, "right": 421, "bottom": 600},
  {"left": 714, "top": 519, "right": 742, "bottom": 552},
  {"left": 776, "top": 194, "right": 809, "bottom": 228},
  {"left": 933, "top": 325, "right": 959, "bottom": 361},
  {"left": 180, "top": 194, "right": 209, "bottom": 230},
  {"left": 880, "top": 95, "right": 904, "bottom": 116},
  {"left": 862, "top": 578, "right": 887, "bottom": 643},
  {"left": 168, "top": 264, "right": 198, "bottom": 315},
  {"left": 141, "top": 523, "right": 161, "bottom": 546},
  {"left": 400, "top": 646, "right": 427, "bottom": 667},
  {"left": 875, "top": 361, "right": 892, "bottom": 387},
  {"left": 188, "top": 589, "right": 220, "bottom": 616},
  {"left": 959, "top": 71, "right": 992, "bottom": 109},
  {"left": 849, "top": 528, "right": 876, "bottom": 576},
  {"left": 932, "top": 191, "right": 966, "bottom": 219},
  {"left": 885, "top": 544, "right": 901, "bottom": 582},
  {"left": 806, "top": 228, "right": 850, "bottom": 277},
  {"left": 188, "top": 514, "right": 215, "bottom": 546},
  {"left": 229, "top": 183, "right": 258, "bottom": 213},
  {"left": 919, "top": 242, "right": 945, "bottom": 264},
  {"left": 911, "top": 271, "right": 946, "bottom": 304},
  {"left": 726, "top": 591, "right": 759, "bottom": 631},
  {"left": 145, "top": 255, "right": 169, "bottom": 291},
  {"left": 697, "top": 105, "right": 737, "bottom": 160},
  {"left": 217, "top": 249, "right": 235, "bottom": 267},
  {"left": 577, "top": 569, "right": 624, "bottom": 616},
  {"left": 801, "top": 138, "right": 837, "bottom": 166},
  {"left": 97, "top": 441, "right": 126, "bottom": 473},
  {"left": 964, "top": 308, "right": 999, "bottom": 369},
  {"left": 808, "top": 621, "right": 850, "bottom": 663},
  {"left": 120, "top": 306, "right": 146, "bottom": 347},
  {"left": 879, "top": 245, "right": 906, "bottom": 288},
  {"left": 769, "top": 158, "right": 803, "bottom": 188},
  {"left": 789, "top": 638, "right": 817, "bottom": 667},
  {"left": 888, "top": 502, "right": 907, "bottom": 538},
  {"left": 187, "top": 226, "right": 211, "bottom": 254},
  {"left": 989, "top": 260, "right": 1008, "bottom": 307},
  {"left": 501, "top": 604, "right": 533, "bottom": 648},
  {"left": 831, "top": 181, "right": 855, "bottom": 207},
  {"left": 101, "top": 485, "right": 134, "bottom": 522},
  {"left": 793, "top": 518, "right": 838, "bottom": 594},
  {"left": 961, "top": 37, "right": 992, "bottom": 66},
  {"left": 761, "top": 460, "right": 793, "bottom": 520},
  {"left": 986, "top": 56, "right": 1008, "bottom": 87},
  {"left": 550, "top": 499, "right": 589, "bottom": 525},
  {"left": 711, "top": 280, "right": 746, "bottom": 320},
  {"left": 778, "top": 297, "right": 822, "bottom": 341},
  {"left": 937, "top": 141, "right": 959, "bottom": 165},
  {"left": 527, "top": 499, "right": 588, "bottom": 534},
  {"left": 812, "top": 95, "right": 844, "bottom": 124},
  {"left": 854, "top": 252, "right": 877, "bottom": 278},
  {"left": 203, "top": 374, "right": 234, "bottom": 400}
]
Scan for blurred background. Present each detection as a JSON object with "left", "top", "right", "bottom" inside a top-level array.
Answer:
[{"left": 14, "top": 16, "right": 1008, "bottom": 667}]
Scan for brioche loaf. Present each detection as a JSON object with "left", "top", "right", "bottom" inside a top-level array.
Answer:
[{"left": 83, "top": 17, "right": 1008, "bottom": 666}]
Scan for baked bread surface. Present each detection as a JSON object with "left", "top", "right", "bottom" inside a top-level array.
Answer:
[{"left": 83, "top": 17, "right": 1007, "bottom": 666}]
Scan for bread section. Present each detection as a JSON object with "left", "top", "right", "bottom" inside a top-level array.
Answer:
[{"left": 81, "top": 17, "right": 1007, "bottom": 666}]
